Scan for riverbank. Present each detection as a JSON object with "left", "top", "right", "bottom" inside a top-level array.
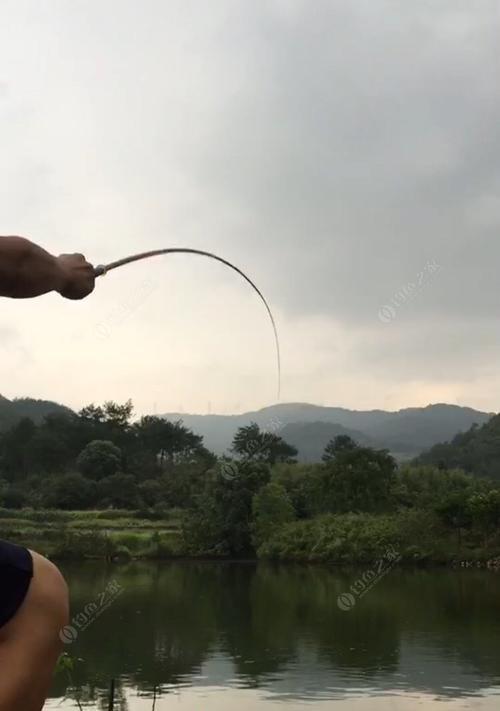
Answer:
[
  {"left": 0, "top": 507, "right": 184, "bottom": 560},
  {"left": 2, "top": 507, "right": 500, "bottom": 566}
]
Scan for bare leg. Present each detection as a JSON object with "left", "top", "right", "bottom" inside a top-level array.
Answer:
[{"left": 0, "top": 551, "right": 69, "bottom": 711}]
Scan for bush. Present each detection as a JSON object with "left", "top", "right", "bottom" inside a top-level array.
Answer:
[{"left": 258, "top": 512, "right": 435, "bottom": 564}]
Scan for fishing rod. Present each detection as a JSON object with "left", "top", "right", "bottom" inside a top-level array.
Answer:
[{"left": 94, "top": 248, "right": 281, "bottom": 400}]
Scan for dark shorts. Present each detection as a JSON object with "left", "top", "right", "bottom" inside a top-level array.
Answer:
[{"left": 0, "top": 540, "right": 34, "bottom": 629}]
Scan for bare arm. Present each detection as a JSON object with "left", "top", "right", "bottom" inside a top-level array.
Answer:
[{"left": 0, "top": 236, "right": 95, "bottom": 299}]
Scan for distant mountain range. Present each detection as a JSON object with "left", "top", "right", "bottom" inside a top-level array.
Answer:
[
  {"left": 0, "top": 396, "right": 494, "bottom": 462},
  {"left": 163, "top": 402, "right": 494, "bottom": 461}
]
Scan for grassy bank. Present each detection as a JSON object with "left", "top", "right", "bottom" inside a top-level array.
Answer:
[
  {"left": 2, "top": 507, "right": 500, "bottom": 566},
  {"left": 0, "top": 508, "right": 184, "bottom": 560}
]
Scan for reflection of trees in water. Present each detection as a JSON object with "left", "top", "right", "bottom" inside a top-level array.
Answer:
[
  {"left": 53, "top": 562, "right": 500, "bottom": 705},
  {"left": 299, "top": 569, "right": 400, "bottom": 676}
]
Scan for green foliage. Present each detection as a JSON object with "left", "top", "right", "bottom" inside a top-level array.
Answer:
[
  {"left": 79, "top": 400, "right": 133, "bottom": 429},
  {"left": 252, "top": 482, "right": 295, "bottom": 549},
  {"left": 257, "top": 509, "right": 460, "bottom": 564},
  {"left": 468, "top": 491, "right": 500, "bottom": 540},
  {"left": 317, "top": 439, "right": 396, "bottom": 514},
  {"left": 76, "top": 440, "right": 122, "bottom": 480},
  {"left": 393, "top": 465, "right": 482, "bottom": 510},
  {"left": 138, "top": 479, "right": 162, "bottom": 507},
  {"left": 322, "top": 434, "right": 358, "bottom": 461},
  {"left": 97, "top": 473, "right": 142, "bottom": 509},
  {"left": 0, "top": 417, "right": 37, "bottom": 479},
  {"left": 42, "top": 473, "right": 97, "bottom": 509},
  {"left": 1, "top": 399, "right": 500, "bottom": 564},
  {"left": 0, "top": 506, "right": 185, "bottom": 560},
  {"left": 270, "top": 462, "right": 316, "bottom": 517},
  {"left": 0, "top": 400, "right": 212, "bottom": 512},
  {"left": 232, "top": 422, "right": 298, "bottom": 465},
  {"left": 258, "top": 513, "right": 401, "bottom": 563},
  {"left": 181, "top": 493, "right": 231, "bottom": 556},
  {"left": 182, "top": 460, "right": 271, "bottom": 557},
  {"left": 55, "top": 652, "right": 75, "bottom": 674},
  {"left": 416, "top": 414, "right": 500, "bottom": 480},
  {"left": 134, "top": 415, "right": 210, "bottom": 469},
  {"left": 0, "top": 483, "right": 28, "bottom": 508}
]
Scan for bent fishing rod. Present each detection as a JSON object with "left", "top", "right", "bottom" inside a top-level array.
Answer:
[{"left": 94, "top": 248, "right": 281, "bottom": 400}]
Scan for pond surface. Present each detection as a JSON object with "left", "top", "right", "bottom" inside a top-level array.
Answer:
[{"left": 46, "top": 561, "right": 500, "bottom": 710}]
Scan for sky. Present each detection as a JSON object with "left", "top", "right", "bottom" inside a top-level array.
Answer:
[{"left": 1, "top": 0, "right": 500, "bottom": 416}]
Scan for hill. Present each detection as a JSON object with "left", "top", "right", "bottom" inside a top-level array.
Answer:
[
  {"left": 0, "top": 395, "right": 73, "bottom": 431},
  {"left": 163, "top": 402, "right": 492, "bottom": 460},
  {"left": 279, "top": 421, "right": 372, "bottom": 462},
  {"left": 416, "top": 413, "right": 500, "bottom": 480},
  {"left": 0, "top": 395, "right": 492, "bottom": 462}
]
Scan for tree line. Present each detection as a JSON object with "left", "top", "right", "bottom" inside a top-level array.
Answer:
[{"left": 1, "top": 400, "right": 500, "bottom": 562}]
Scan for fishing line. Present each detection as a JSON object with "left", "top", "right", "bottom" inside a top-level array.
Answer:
[{"left": 94, "top": 248, "right": 281, "bottom": 400}]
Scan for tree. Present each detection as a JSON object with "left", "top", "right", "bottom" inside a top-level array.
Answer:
[
  {"left": 232, "top": 423, "right": 297, "bottom": 465},
  {"left": 320, "top": 441, "right": 396, "bottom": 514},
  {"left": 76, "top": 440, "right": 122, "bottom": 480},
  {"left": 77, "top": 400, "right": 134, "bottom": 452},
  {"left": 0, "top": 399, "right": 217, "bottom": 511},
  {"left": 43, "top": 473, "right": 97, "bottom": 509},
  {"left": 322, "top": 435, "right": 357, "bottom": 462},
  {"left": 138, "top": 479, "right": 163, "bottom": 507},
  {"left": 79, "top": 400, "right": 133, "bottom": 429},
  {"left": 97, "top": 473, "right": 141, "bottom": 509},
  {"left": 0, "top": 417, "right": 37, "bottom": 480},
  {"left": 0, "top": 484, "right": 28, "bottom": 508},
  {"left": 415, "top": 414, "right": 500, "bottom": 481},
  {"left": 435, "top": 492, "right": 472, "bottom": 548},
  {"left": 467, "top": 490, "right": 500, "bottom": 543},
  {"left": 134, "top": 416, "right": 209, "bottom": 470},
  {"left": 182, "top": 461, "right": 271, "bottom": 556},
  {"left": 393, "top": 465, "right": 481, "bottom": 510},
  {"left": 25, "top": 430, "right": 71, "bottom": 474},
  {"left": 252, "top": 482, "right": 295, "bottom": 549}
]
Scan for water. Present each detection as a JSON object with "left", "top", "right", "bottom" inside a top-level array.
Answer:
[{"left": 47, "top": 561, "right": 500, "bottom": 710}]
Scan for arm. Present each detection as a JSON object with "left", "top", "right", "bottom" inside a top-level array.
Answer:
[{"left": 0, "top": 235, "right": 95, "bottom": 299}]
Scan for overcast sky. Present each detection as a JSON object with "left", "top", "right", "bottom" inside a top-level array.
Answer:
[{"left": 1, "top": 0, "right": 500, "bottom": 415}]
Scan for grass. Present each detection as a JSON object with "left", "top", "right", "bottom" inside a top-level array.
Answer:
[{"left": 0, "top": 508, "right": 184, "bottom": 560}]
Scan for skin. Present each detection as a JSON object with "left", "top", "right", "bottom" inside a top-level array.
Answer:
[
  {"left": 0, "top": 553, "right": 69, "bottom": 711},
  {"left": 0, "top": 235, "right": 94, "bottom": 709},
  {"left": 0, "top": 235, "right": 95, "bottom": 299}
]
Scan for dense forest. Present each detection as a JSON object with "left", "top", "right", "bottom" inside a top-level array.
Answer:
[
  {"left": 1, "top": 400, "right": 500, "bottom": 563},
  {"left": 416, "top": 413, "right": 500, "bottom": 480}
]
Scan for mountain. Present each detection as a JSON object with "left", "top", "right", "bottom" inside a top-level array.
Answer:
[
  {"left": 0, "top": 395, "right": 73, "bottom": 431},
  {"left": 279, "top": 421, "right": 372, "bottom": 462},
  {"left": 416, "top": 413, "right": 500, "bottom": 480},
  {"left": 0, "top": 395, "right": 492, "bottom": 463},
  {"left": 163, "top": 402, "right": 493, "bottom": 460},
  {"left": 361, "top": 404, "right": 493, "bottom": 457}
]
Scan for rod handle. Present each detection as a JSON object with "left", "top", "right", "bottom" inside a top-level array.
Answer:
[{"left": 94, "top": 264, "right": 107, "bottom": 277}]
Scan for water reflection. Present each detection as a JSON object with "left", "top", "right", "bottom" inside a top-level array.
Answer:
[{"left": 48, "top": 562, "right": 500, "bottom": 709}]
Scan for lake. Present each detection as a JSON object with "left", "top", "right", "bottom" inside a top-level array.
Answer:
[{"left": 46, "top": 561, "right": 500, "bottom": 710}]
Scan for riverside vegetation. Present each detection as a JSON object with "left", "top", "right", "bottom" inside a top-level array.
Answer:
[{"left": 1, "top": 400, "right": 500, "bottom": 564}]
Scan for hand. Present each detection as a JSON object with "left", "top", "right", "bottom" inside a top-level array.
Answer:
[{"left": 57, "top": 253, "right": 96, "bottom": 300}]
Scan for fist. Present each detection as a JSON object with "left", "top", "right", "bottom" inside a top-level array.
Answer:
[{"left": 57, "top": 253, "right": 95, "bottom": 300}]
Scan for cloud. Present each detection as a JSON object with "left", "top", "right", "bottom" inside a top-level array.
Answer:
[
  {"left": 0, "top": 0, "right": 499, "bottom": 412},
  {"left": 0, "top": 324, "right": 34, "bottom": 373}
]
